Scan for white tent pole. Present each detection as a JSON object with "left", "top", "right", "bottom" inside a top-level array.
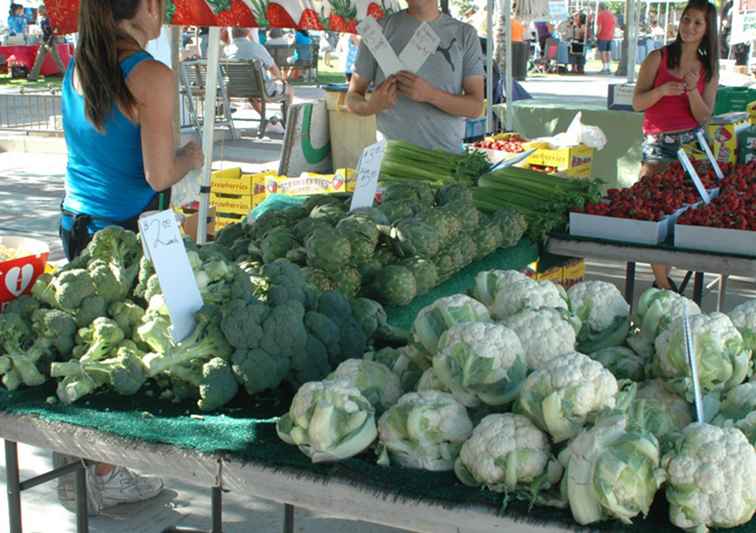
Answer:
[
  {"left": 486, "top": 0, "right": 494, "bottom": 132},
  {"left": 502, "top": 0, "right": 513, "bottom": 131},
  {"left": 196, "top": 26, "right": 221, "bottom": 245},
  {"left": 645, "top": 0, "right": 650, "bottom": 25},
  {"left": 626, "top": 0, "right": 638, "bottom": 83},
  {"left": 664, "top": 1, "right": 670, "bottom": 45}
]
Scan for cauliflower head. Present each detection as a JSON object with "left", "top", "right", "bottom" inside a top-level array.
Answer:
[
  {"left": 663, "top": 423, "right": 756, "bottom": 532},
  {"left": 327, "top": 359, "right": 402, "bottom": 414},
  {"left": 728, "top": 299, "right": 756, "bottom": 354},
  {"left": 626, "top": 289, "right": 701, "bottom": 359},
  {"left": 652, "top": 312, "right": 751, "bottom": 398},
  {"left": 276, "top": 380, "right": 377, "bottom": 463},
  {"left": 568, "top": 281, "right": 630, "bottom": 353},
  {"left": 491, "top": 278, "right": 568, "bottom": 320},
  {"left": 411, "top": 294, "right": 490, "bottom": 358},
  {"left": 712, "top": 382, "right": 756, "bottom": 445},
  {"left": 516, "top": 351, "right": 619, "bottom": 443},
  {"left": 559, "top": 415, "right": 665, "bottom": 526},
  {"left": 471, "top": 269, "right": 528, "bottom": 309},
  {"left": 631, "top": 379, "right": 693, "bottom": 440},
  {"left": 502, "top": 308, "right": 580, "bottom": 370},
  {"left": 589, "top": 346, "right": 646, "bottom": 381},
  {"left": 377, "top": 390, "right": 473, "bottom": 471},
  {"left": 432, "top": 322, "right": 528, "bottom": 407},
  {"left": 455, "top": 413, "right": 562, "bottom": 496}
]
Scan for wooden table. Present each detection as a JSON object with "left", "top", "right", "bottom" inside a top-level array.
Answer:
[
  {"left": 546, "top": 234, "right": 756, "bottom": 309},
  {"left": 0, "top": 412, "right": 567, "bottom": 533}
]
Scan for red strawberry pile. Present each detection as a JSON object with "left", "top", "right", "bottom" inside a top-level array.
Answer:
[
  {"left": 473, "top": 134, "right": 528, "bottom": 153},
  {"left": 677, "top": 161, "right": 756, "bottom": 231},
  {"left": 575, "top": 162, "right": 721, "bottom": 221}
]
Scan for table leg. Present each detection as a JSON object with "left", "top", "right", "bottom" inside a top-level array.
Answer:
[
  {"left": 717, "top": 274, "right": 728, "bottom": 311},
  {"left": 75, "top": 461, "right": 89, "bottom": 533},
  {"left": 283, "top": 503, "right": 294, "bottom": 533},
  {"left": 692, "top": 272, "right": 704, "bottom": 305},
  {"left": 211, "top": 486, "right": 222, "bottom": 533},
  {"left": 5, "top": 440, "right": 22, "bottom": 533},
  {"left": 624, "top": 262, "right": 636, "bottom": 310}
]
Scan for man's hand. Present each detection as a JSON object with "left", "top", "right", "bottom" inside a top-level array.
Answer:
[
  {"left": 396, "top": 71, "right": 436, "bottom": 103},
  {"left": 368, "top": 77, "right": 398, "bottom": 114}
]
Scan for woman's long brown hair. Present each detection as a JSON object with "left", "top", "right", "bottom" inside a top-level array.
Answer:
[
  {"left": 75, "top": 0, "right": 142, "bottom": 131},
  {"left": 667, "top": 0, "right": 719, "bottom": 82}
]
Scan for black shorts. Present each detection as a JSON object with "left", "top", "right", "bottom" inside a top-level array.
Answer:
[{"left": 642, "top": 128, "right": 702, "bottom": 163}]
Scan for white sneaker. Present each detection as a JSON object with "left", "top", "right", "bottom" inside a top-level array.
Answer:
[{"left": 97, "top": 466, "right": 164, "bottom": 508}]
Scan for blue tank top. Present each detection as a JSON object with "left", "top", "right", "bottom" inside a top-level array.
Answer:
[{"left": 62, "top": 51, "right": 156, "bottom": 229}]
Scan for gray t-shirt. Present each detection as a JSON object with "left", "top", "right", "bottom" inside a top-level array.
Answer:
[{"left": 353, "top": 11, "right": 484, "bottom": 153}]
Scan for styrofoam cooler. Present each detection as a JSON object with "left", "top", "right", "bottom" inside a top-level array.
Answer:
[{"left": 0, "top": 236, "right": 49, "bottom": 305}]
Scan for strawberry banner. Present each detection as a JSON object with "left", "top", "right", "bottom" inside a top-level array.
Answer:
[{"left": 45, "top": 0, "right": 401, "bottom": 36}]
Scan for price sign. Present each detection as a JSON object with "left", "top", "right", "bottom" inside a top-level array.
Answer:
[
  {"left": 695, "top": 131, "right": 725, "bottom": 180},
  {"left": 399, "top": 22, "right": 441, "bottom": 73},
  {"left": 358, "top": 16, "right": 403, "bottom": 77},
  {"left": 677, "top": 148, "right": 711, "bottom": 204},
  {"left": 138, "top": 210, "right": 204, "bottom": 342},
  {"left": 350, "top": 140, "right": 386, "bottom": 211}
]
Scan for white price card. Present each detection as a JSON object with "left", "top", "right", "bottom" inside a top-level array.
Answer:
[
  {"left": 398, "top": 22, "right": 441, "bottom": 73},
  {"left": 677, "top": 148, "right": 711, "bottom": 204},
  {"left": 358, "top": 16, "right": 403, "bottom": 77},
  {"left": 350, "top": 140, "right": 386, "bottom": 211},
  {"left": 695, "top": 130, "right": 724, "bottom": 181},
  {"left": 138, "top": 210, "right": 204, "bottom": 342}
]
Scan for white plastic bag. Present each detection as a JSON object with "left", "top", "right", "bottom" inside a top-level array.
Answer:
[
  {"left": 171, "top": 169, "right": 202, "bottom": 209},
  {"left": 535, "top": 112, "right": 607, "bottom": 150}
]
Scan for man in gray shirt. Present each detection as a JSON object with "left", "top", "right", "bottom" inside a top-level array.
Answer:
[{"left": 346, "top": 0, "right": 485, "bottom": 153}]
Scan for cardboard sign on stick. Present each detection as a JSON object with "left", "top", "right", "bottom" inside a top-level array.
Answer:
[
  {"left": 350, "top": 140, "right": 386, "bottom": 211},
  {"left": 399, "top": 22, "right": 441, "bottom": 73},
  {"left": 358, "top": 16, "right": 403, "bottom": 76},
  {"left": 138, "top": 211, "right": 204, "bottom": 342}
]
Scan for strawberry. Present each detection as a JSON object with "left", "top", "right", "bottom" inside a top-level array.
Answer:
[
  {"left": 346, "top": 19, "right": 358, "bottom": 33},
  {"left": 366, "top": 2, "right": 384, "bottom": 19},
  {"left": 170, "top": 0, "right": 217, "bottom": 25},
  {"left": 216, "top": 0, "right": 256, "bottom": 25},
  {"left": 327, "top": 13, "right": 348, "bottom": 31},
  {"left": 298, "top": 8, "right": 322, "bottom": 29},
  {"left": 266, "top": 2, "right": 297, "bottom": 27}
]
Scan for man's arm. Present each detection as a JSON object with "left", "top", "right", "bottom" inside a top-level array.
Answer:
[
  {"left": 346, "top": 72, "right": 397, "bottom": 116},
  {"left": 396, "top": 71, "right": 484, "bottom": 119}
]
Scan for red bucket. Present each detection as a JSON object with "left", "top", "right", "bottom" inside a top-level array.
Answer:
[{"left": 0, "top": 236, "right": 50, "bottom": 305}]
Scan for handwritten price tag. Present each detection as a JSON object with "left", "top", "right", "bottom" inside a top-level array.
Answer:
[
  {"left": 358, "top": 16, "right": 403, "bottom": 77},
  {"left": 138, "top": 210, "right": 204, "bottom": 342},
  {"left": 350, "top": 140, "right": 386, "bottom": 211},
  {"left": 399, "top": 22, "right": 441, "bottom": 73},
  {"left": 677, "top": 148, "right": 712, "bottom": 205}
]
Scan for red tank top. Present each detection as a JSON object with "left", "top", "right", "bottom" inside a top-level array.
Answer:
[{"left": 642, "top": 47, "right": 706, "bottom": 135}]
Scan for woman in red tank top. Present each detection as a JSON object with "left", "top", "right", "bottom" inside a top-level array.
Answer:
[{"left": 631, "top": 0, "right": 719, "bottom": 290}]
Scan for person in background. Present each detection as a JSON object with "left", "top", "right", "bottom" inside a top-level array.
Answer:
[
  {"left": 632, "top": 0, "right": 718, "bottom": 291},
  {"left": 596, "top": 3, "right": 616, "bottom": 74},
  {"left": 285, "top": 29, "right": 313, "bottom": 81},
  {"left": 197, "top": 26, "right": 209, "bottom": 57},
  {"left": 567, "top": 12, "right": 587, "bottom": 74},
  {"left": 342, "top": 33, "right": 360, "bottom": 82},
  {"left": 346, "top": 0, "right": 484, "bottom": 153},
  {"left": 28, "top": 5, "right": 66, "bottom": 81},
  {"left": 7, "top": 4, "right": 28, "bottom": 40},
  {"left": 55, "top": 0, "right": 203, "bottom": 513},
  {"left": 225, "top": 27, "right": 292, "bottom": 129},
  {"left": 266, "top": 28, "right": 288, "bottom": 46}
]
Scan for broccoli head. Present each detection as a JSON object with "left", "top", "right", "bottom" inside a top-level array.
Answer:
[
  {"left": 0, "top": 312, "right": 48, "bottom": 390},
  {"left": 77, "top": 317, "right": 125, "bottom": 362},
  {"left": 261, "top": 259, "right": 308, "bottom": 306},
  {"left": 4, "top": 295, "right": 40, "bottom": 320},
  {"left": 142, "top": 305, "right": 232, "bottom": 377},
  {"left": 134, "top": 311, "right": 173, "bottom": 354},
  {"left": 86, "top": 226, "right": 141, "bottom": 270},
  {"left": 32, "top": 308, "right": 77, "bottom": 357},
  {"left": 108, "top": 300, "right": 145, "bottom": 338},
  {"left": 220, "top": 299, "right": 268, "bottom": 349},
  {"left": 30, "top": 272, "right": 56, "bottom": 307},
  {"left": 133, "top": 256, "right": 155, "bottom": 301},
  {"left": 75, "top": 295, "right": 107, "bottom": 327},
  {"left": 51, "top": 269, "right": 96, "bottom": 312},
  {"left": 88, "top": 259, "right": 129, "bottom": 303},
  {"left": 261, "top": 227, "right": 297, "bottom": 264},
  {"left": 350, "top": 297, "right": 409, "bottom": 346},
  {"left": 170, "top": 357, "right": 239, "bottom": 411},
  {"left": 231, "top": 347, "right": 291, "bottom": 396}
]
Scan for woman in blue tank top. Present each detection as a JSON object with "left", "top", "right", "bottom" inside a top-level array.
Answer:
[
  {"left": 55, "top": 0, "right": 202, "bottom": 511},
  {"left": 59, "top": 0, "right": 202, "bottom": 260}
]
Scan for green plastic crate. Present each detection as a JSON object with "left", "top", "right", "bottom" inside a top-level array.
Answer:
[{"left": 714, "top": 86, "right": 756, "bottom": 115}]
